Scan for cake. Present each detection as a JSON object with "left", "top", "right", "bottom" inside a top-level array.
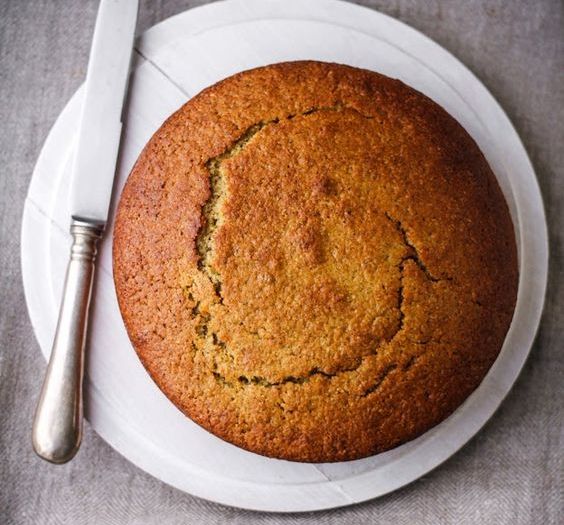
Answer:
[{"left": 113, "top": 61, "right": 518, "bottom": 462}]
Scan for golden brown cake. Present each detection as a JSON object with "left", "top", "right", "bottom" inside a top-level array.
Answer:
[{"left": 113, "top": 61, "right": 518, "bottom": 462}]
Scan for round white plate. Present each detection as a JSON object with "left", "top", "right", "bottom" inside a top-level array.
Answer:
[{"left": 22, "top": 0, "right": 548, "bottom": 512}]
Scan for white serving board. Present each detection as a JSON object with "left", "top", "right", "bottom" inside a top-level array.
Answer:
[{"left": 21, "top": 0, "right": 548, "bottom": 512}]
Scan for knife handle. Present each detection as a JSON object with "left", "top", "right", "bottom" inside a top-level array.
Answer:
[{"left": 32, "top": 218, "right": 103, "bottom": 463}]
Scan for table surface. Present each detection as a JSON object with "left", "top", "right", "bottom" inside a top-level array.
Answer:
[{"left": 1, "top": 1, "right": 562, "bottom": 524}]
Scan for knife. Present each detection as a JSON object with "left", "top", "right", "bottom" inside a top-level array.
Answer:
[{"left": 32, "top": 0, "right": 138, "bottom": 464}]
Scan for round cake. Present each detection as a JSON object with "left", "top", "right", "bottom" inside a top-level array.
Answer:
[{"left": 113, "top": 61, "right": 518, "bottom": 462}]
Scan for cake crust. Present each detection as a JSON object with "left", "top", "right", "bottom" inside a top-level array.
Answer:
[{"left": 113, "top": 61, "right": 518, "bottom": 462}]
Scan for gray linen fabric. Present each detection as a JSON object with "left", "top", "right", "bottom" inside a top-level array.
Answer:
[{"left": 0, "top": 0, "right": 562, "bottom": 523}]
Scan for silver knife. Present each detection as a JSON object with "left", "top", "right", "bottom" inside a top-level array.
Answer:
[{"left": 32, "top": 0, "right": 138, "bottom": 464}]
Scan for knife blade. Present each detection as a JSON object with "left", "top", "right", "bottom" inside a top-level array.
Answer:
[
  {"left": 72, "top": 0, "right": 138, "bottom": 223},
  {"left": 32, "top": 0, "right": 138, "bottom": 464}
]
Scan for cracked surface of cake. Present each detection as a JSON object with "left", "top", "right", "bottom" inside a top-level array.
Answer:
[{"left": 113, "top": 61, "right": 518, "bottom": 462}]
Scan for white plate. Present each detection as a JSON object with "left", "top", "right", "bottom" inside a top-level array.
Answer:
[{"left": 21, "top": 0, "right": 548, "bottom": 512}]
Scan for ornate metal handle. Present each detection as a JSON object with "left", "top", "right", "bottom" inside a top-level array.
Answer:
[{"left": 32, "top": 218, "right": 103, "bottom": 463}]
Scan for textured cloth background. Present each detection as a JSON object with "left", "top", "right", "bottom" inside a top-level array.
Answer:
[{"left": 0, "top": 1, "right": 562, "bottom": 523}]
